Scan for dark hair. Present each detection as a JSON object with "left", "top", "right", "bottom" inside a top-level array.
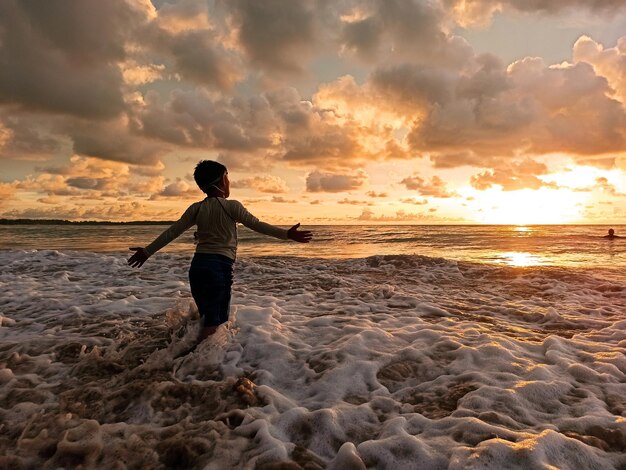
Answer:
[{"left": 194, "top": 160, "right": 227, "bottom": 193}]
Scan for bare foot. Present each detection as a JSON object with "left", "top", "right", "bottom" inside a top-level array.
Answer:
[{"left": 197, "top": 325, "right": 218, "bottom": 343}]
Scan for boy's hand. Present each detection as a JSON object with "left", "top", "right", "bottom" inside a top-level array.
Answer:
[
  {"left": 287, "top": 223, "right": 312, "bottom": 243},
  {"left": 128, "top": 247, "right": 149, "bottom": 268}
]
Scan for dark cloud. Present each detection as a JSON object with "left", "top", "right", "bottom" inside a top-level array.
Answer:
[
  {"left": 0, "top": 0, "right": 146, "bottom": 118},
  {"left": 66, "top": 177, "right": 111, "bottom": 191},
  {"left": 341, "top": 16, "right": 382, "bottom": 61},
  {"left": 150, "top": 178, "right": 202, "bottom": 199},
  {"left": 374, "top": 55, "right": 626, "bottom": 160},
  {"left": 139, "top": 89, "right": 277, "bottom": 151},
  {"left": 0, "top": 115, "right": 65, "bottom": 159},
  {"left": 306, "top": 170, "right": 368, "bottom": 192},
  {"left": 340, "top": 0, "right": 472, "bottom": 67},
  {"left": 155, "top": 29, "right": 243, "bottom": 90},
  {"left": 371, "top": 64, "right": 456, "bottom": 110},
  {"left": 226, "top": 0, "right": 318, "bottom": 73},
  {"left": 70, "top": 120, "right": 167, "bottom": 166}
]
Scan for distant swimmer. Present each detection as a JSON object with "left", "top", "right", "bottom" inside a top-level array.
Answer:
[{"left": 603, "top": 228, "right": 621, "bottom": 239}]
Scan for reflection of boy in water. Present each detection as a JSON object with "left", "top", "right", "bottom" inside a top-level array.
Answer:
[
  {"left": 128, "top": 160, "right": 312, "bottom": 343},
  {"left": 604, "top": 228, "right": 621, "bottom": 239}
]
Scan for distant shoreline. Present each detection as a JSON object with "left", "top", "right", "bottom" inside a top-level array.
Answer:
[{"left": 0, "top": 218, "right": 175, "bottom": 226}]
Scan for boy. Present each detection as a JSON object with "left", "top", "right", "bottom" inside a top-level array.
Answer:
[{"left": 128, "top": 160, "right": 312, "bottom": 343}]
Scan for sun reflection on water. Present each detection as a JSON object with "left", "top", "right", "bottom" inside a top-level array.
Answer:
[{"left": 500, "top": 252, "right": 544, "bottom": 267}]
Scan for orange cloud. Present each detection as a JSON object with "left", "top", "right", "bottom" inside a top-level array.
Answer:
[
  {"left": 231, "top": 175, "right": 289, "bottom": 193},
  {"left": 469, "top": 158, "right": 558, "bottom": 191},
  {"left": 400, "top": 175, "right": 458, "bottom": 197},
  {"left": 574, "top": 35, "right": 626, "bottom": 104}
]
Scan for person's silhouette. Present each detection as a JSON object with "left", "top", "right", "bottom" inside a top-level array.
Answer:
[
  {"left": 128, "top": 160, "right": 312, "bottom": 344},
  {"left": 603, "top": 228, "right": 621, "bottom": 239}
]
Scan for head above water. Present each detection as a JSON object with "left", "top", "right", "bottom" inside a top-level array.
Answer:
[
  {"left": 608, "top": 228, "right": 615, "bottom": 236},
  {"left": 194, "top": 160, "right": 229, "bottom": 197}
]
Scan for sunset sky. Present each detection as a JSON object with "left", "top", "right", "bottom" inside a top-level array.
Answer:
[{"left": 1, "top": 0, "right": 625, "bottom": 224}]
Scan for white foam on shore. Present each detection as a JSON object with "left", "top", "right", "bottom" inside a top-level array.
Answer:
[{"left": 1, "top": 250, "right": 625, "bottom": 469}]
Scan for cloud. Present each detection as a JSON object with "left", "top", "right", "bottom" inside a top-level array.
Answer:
[
  {"left": 7, "top": 156, "right": 169, "bottom": 206},
  {"left": 1, "top": 0, "right": 625, "bottom": 224},
  {"left": 0, "top": 114, "right": 65, "bottom": 160},
  {"left": 356, "top": 207, "right": 439, "bottom": 222},
  {"left": 401, "top": 197, "right": 428, "bottom": 205},
  {"left": 306, "top": 170, "right": 368, "bottom": 192},
  {"left": 150, "top": 179, "right": 203, "bottom": 200},
  {"left": 1, "top": 201, "right": 152, "bottom": 222},
  {"left": 120, "top": 61, "right": 166, "bottom": 86},
  {"left": 231, "top": 175, "right": 289, "bottom": 193},
  {"left": 0, "top": 182, "right": 16, "bottom": 201},
  {"left": 66, "top": 177, "right": 114, "bottom": 191},
  {"left": 595, "top": 176, "right": 626, "bottom": 197},
  {"left": 400, "top": 175, "right": 458, "bottom": 197},
  {"left": 429, "top": 151, "right": 490, "bottom": 169},
  {"left": 395, "top": 55, "right": 626, "bottom": 160},
  {"left": 338, "top": 198, "right": 373, "bottom": 205},
  {"left": 271, "top": 196, "right": 297, "bottom": 203},
  {"left": 339, "top": 0, "right": 473, "bottom": 67},
  {"left": 155, "top": 0, "right": 212, "bottom": 34},
  {"left": 225, "top": 0, "right": 318, "bottom": 73},
  {"left": 469, "top": 158, "right": 558, "bottom": 191},
  {"left": 139, "top": 88, "right": 277, "bottom": 151},
  {"left": 154, "top": 28, "right": 243, "bottom": 90},
  {"left": 70, "top": 119, "right": 167, "bottom": 166},
  {"left": 574, "top": 35, "right": 626, "bottom": 104},
  {"left": 0, "top": 0, "right": 150, "bottom": 118},
  {"left": 444, "top": 0, "right": 626, "bottom": 27}
]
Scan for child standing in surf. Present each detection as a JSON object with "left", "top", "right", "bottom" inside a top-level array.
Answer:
[{"left": 128, "top": 160, "right": 312, "bottom": 343}]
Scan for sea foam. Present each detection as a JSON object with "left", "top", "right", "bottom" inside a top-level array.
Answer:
[{"left": 0, "top": 250, "right": 625, "bottom": 469}]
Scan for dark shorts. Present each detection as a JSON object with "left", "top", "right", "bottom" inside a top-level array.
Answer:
[{"left": 189, "top": 253, "right": 234, "bottom": 327}]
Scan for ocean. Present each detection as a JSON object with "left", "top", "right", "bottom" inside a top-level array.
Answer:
[{"left": 1, "top": 224, "right": 625, "bottom": 469}]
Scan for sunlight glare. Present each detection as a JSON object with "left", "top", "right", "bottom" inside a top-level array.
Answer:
[{"left": 471, "top": 188, "right": 587, "bottom": 224}]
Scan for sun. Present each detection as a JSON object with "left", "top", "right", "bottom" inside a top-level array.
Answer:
[{"left": 470, "top": 188, "right": 588, "bottom": 224}]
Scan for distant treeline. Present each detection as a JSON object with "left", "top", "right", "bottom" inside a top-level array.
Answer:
[{"left": 0, "top": 218, "right": 174, "bottom": 225}]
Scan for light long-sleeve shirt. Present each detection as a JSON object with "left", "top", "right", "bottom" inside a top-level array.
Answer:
[{"left": 145, "top": 197, "right": 288, "bottom": 260}]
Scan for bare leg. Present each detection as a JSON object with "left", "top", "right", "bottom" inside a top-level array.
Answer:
[{"left": 197, "top": 325, "right": 218, "bottom": 343}]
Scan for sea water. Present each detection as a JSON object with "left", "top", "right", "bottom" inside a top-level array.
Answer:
[{"left": 0, "top": 225, "right": 625, "bottom": 469}]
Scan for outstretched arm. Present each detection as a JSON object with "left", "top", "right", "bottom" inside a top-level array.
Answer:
[
  {"left": 128, "top": 247, "right": 149, "bottom": 268},
  {"left": 287, "top": 223, "right": 312, "bottom": 243},
  {"left": 127, "top": 202, "right": 200, "bottom": 268},
  {"left": 231, "top": 200, "right": 313, "bottom": 242}
]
